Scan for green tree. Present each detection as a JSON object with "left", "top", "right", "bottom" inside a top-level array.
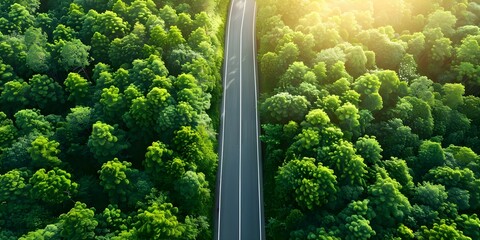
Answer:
[
  {"left": 14, "top": 109, "right": 52, "bottom": 136},
  {"left": 64, "top": 72, "right": 91, "bottom": 105},
  {"left": 90, "top": 32, "right": 110, "bottom": 64},
  {"left": 326, "top": 140, "right": 367, "bottom": 186},
  {"left": 278, "top": 61, "right": 311, "bottom": 88},
  {"left": 355, "top": 135, "right": 383, "bottom": 166},
  {"left": 94, "top": 86, "right": 126, "bottom": 124},
  {"left": 28, "top": 135, "right": 61, "bottom": 168},
  {"left": 59, "top": 39, "right": 91, "bottom": 71},
  {"left": 29, "top": 168, "right": 78, "bottom": 204},
  {"left": 287, "top": 128, "right": 321, "bottom": 158},
  {"left": 95, "top": 204, "right": 128, "bottom": 237},
  {"left": 455, "top": 35, "right": 480, "bottom": 65},
  {"left": 94, "top": 11, "right": 128, "bottom": 40},
  {"left": 144, "top": 141, "right": 184, "bottom": 187},
  {"left": 276, "top": 157, "right": 337, "bottom": 210},
  {"left": 335, "top": 102, "right": 361, "bottom": 139},
  {"left": 19, "top": 224, "right": 60, "bottom": 240},
  {"left": 425, "top": 10, "right": 457, "bottom": 37},
  {"left": 345, "top": 45, "right": 367, "bottom": 78},
  {"left": 414, "top": 140, "right": 446, "bottom": 179},
  {"left": 456, "top": 214, "right": 480, "bottom": 240},
  {"left": 368, "top": 169, "right": 411, "bottom": 228},
  {"left": 375, "top": 70, "right": 401, "bottom": 107},
  {"left": 134, "top": 202, "right": 185, "bottom": 239},
  {"left": 353, "top": 73, "right": 383, "bottom": 111},
  {"left": 52, "top": 24, "right": 76, "bottom": 42},
  {"left": 87, "top": 121, "right": 128, "bottom": 163},
  {"left": 0, "top": 80, "right": 30, "bottom": 114},
  {"left": 98, "top": 158, "right": 133, "bottom": 204},
  {"left": 344, "top": 215, "right": 376, "bottom": 240},
  {"left": 301, "top": 108, "right": 331, "bottom": 129},
  {"left": 25, "top": 44, "right": 50, "bottom": 73},
  {"left": 59, "top": 202, "right": 98, "bottom": 240},
  {"left": 382, "top": 158, "right": 415, "bottom": 194},
  {"left": 390, "top": 96, "right": 434, "bottom": 139},
  {"left": 442, "top": 83, "right": 465, "bottom": 109},
  {"left": 108, "top": 33, "right": 144, "bottom": 68},
  {"left": 0, "top": 111, "right": 17, "bottom": 149},
  {"left": 416, "top": 220, "right": 471, "bottom": 240},
  {"left": 260, "top": 92, "right": 310, "bottom": 124},
  {"left": 413, "top": 182, "right": 448, "bottom": 209},
  {"left": 29, "top": 74, "right": 65, "bottom": 111},
  {"left": 0, "top": 169, "right": 30, "bottom": 204},
  {"left": 3, "top": 4, "right": 34, "bottom": 34},
  {"left": 172, "top": 126, "right": 216, "bottom": 180},
  {"left": 174, "top": 171, "right": 211, "bottom": 215}
]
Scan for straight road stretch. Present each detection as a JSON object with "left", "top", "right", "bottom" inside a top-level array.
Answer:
[{"left": 215, "top": 0, "right": 265, "bottom": 239}]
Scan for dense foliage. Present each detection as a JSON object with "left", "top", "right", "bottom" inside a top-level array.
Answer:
[
  {"left": 0, "top": 0, "right": 226, "bottom": 239},
  {"left": 258, "top": 0, "right": 480, "bottom": 239}
]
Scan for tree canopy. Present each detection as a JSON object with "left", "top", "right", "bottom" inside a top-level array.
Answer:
[{"left": 258, "top": 0, "right": 480, "bottom": 239}]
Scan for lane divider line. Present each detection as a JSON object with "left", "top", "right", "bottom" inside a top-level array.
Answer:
[{"left": 239, "top": 0, "right": 248, "bottom": 239}]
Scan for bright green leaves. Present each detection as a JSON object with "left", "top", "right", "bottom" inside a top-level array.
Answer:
[
  {"left": 87, "top": 121, "right": 127, "bottom": 163},
  {"left": 344, "top": 214, "right": 376, "bottom": 240},
  {"left": 29, "top": 168, "right": 78, "bottom": 204},
  {"left": 0, "top": 112, "right": 17, "bottom": 148},
  {"left": 417, "top": 220, "right": 471, "bottom": 240},
  {"left": 14, "top": 109, "right": 52, "bottom": 136},
  {"left": 335, "top": 102, "right": 360, "bottom": 139},
  {"left": 28, "top": 135, "right": 61, "bottom": 168},
  {"left": 144, "top": 141, "right": 181, "bottom": 186},
  {"left": 19, "top": 224, "right": 60, "bottom": 240},
  {"left": 276, "top": 157, "right": 337, "bottom": 210},
  {"left": 1, "top": 4, "right": 34, "bottom": 34},
  {"left": 261, "top": 92, "right": 310, "bottom": 124},
  {"left": 368, "top": 170, "right": 411, "bottom": 228},
  {"left": 64, "top": 72, "right": 91, "bottom": 105},
  {"left": 0, "top": 80, "right": 30, "bottom": 114},
  {"left": 287, "top": 128, "right": 321, "bottom": 158},
  {"left": 94, "top": 11, "right": 128, "bottom": 40},
  {"left": 59, "top": 202, "right": 98, "bottom": 240},
  {"left": 0, "top": 169, "right": 30, "bottom": 202},
  {"left": 455, "top": 35, "right": 480, "bottom": 65},
  {"left": 98, "top": 158, "right": 132, "bottom": 204},
  {"left": 326, "top": 140, "right": 367, "bottom": 186},
  {"left": 172, "top": 126, "right": 216, "bottom": 178},
  {"left": 302, "top": 108, "right": 330, "bottom": 129},
  {"left": 135, "top": 202, "right": 185, "bottom": 239},
  {"left": 95, "top": 85, "right": 126, "bottom": 124},
  {"left": 442, "top": 83, "right": 465, "bottom": 109},
  {"left": 353, "top": 73, "right": 383, "bottom": 111}
]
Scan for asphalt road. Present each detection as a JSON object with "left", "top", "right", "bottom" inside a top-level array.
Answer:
[{"left": 214, "top": 0, "right": 265, "bottom": 239}]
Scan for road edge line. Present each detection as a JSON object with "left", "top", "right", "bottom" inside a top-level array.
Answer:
[{"left": 216, "top": 0, "right": 235, "bottom": 239}]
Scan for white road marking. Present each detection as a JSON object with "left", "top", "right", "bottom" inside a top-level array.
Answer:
[
  {"left": 252, "top": 3, "right": 263, "bottom": 239},
  {"left": 217, "top": 0, "right": 235, "bottom": 238},
  {"left": 239, "top": 0, "right": 248, "bottom": 239}
]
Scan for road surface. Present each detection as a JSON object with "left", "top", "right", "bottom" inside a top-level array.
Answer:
[{"left": 214, "top": 0, "right": 264, "bottom": 239}]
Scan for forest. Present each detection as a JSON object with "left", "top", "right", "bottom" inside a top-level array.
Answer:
[
  {"left": 0, "top": 0, "right": 226, "bottom": 239},
  {"left": 257, "top": 0, "right": 480, "bottom": 239}
]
